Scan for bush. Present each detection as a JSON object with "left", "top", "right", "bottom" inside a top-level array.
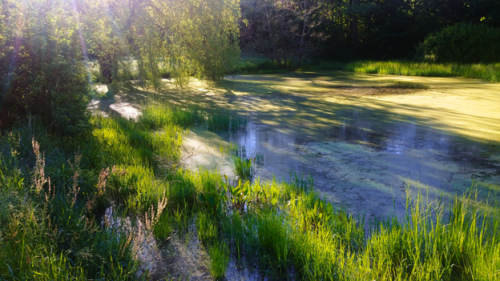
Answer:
[
  {"left": 0, "top": 0, "right": 91, "bottom": 137},
  {"left": 416, "top": 23, "right": 500, "bottom": 63}
]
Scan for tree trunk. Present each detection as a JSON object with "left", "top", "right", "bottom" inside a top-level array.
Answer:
[
  {"left": 296, "top": 0, "right": 308, "bottom": 69},
  {"left": 350, "top": 0, "right": 359, "bottom": 54}
]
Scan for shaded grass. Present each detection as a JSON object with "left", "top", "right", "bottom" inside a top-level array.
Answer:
[{"left": 0, "top": 133, "right": 138, "bottom": 279}]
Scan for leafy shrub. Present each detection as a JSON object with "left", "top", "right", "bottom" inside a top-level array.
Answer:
[
  {"left": 416, "top": 23, "right": 500, "bottom": 63},
  {"left": 0, "top": 1, "right": 91, "bottom": 137}
]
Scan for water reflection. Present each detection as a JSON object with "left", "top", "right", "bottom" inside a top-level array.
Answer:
[{"left": 226, "top": 107, "right": 499, "bottom": 220}]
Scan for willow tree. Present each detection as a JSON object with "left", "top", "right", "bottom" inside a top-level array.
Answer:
[
  {"left": 77, "top": 0, "right": 240, "bottom": 88},
  {"left": 144, "top": 0, "right": 241, "bottom": 85},
  {"left": 0, "top": 0, "right": 241, "bottom": 133},
  {"left": 76, "top": 0, "right": 141, "bottom": 84}
]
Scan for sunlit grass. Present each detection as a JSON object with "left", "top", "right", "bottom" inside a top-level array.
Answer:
[
  {"left": 305, "top": 60, "right": 500, "bottom": 83},
  {"left": 1, "top": 98, "right": 498, "bottom": 280},
  {"left": 232, "top": 156, "right": 253, "bottom": 181},
  {"left": 207, "top": 240, "right": 230, "bottom": 280}
]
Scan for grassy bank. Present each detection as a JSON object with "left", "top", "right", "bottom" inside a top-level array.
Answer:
[
  {"left": 235, "top": 55, "right": 500, "bottom": 83},
  {"left": 306, "top": 61, "right": 500, "bottom": 83},
  {"left": 1, "top": 100, "right": 499, "bottom": 280}
]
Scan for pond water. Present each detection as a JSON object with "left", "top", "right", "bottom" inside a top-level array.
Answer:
[
  {"left": 182, "top": 72, "right": 500, "bottom": 220},
  {"left": 223, "top": 115, "right": 499, "bottom": 220}
]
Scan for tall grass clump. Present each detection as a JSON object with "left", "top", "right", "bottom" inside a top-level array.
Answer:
[
  {"left": 197, "top": 170, "right": 227, "bottom": 217},
  {"left": 139, "top": 101, "right": 246, "bottom": 133},
  {"left": 233, "top": 156, "right": 254, "bottom": 181},
  {"left": 206, "top": 109, "right": 247, "bottom": 132},
  {"left": 255, "top": 211, "right": 291, "bottom": 274},
  {"left": 207, "top": 241, "right": 230, "bottom": 280},
  {"left": 138, "top": 102, "right": 203, "bottom": 130},
  {"left": 0, "top": 130, "right": 138, "bottom": 280}
]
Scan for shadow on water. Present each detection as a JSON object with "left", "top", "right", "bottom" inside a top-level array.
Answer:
[{"left": 182, "top": 73, "right": 500, "bottom": 220}]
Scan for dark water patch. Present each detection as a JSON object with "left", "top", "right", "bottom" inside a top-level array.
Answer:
[{"left": 221, "top": 109, "right": 500, "bottom": 220}]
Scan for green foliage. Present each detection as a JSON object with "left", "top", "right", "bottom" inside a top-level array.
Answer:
[
  {"left": 0, "top": 0, "right": 91, "bottom": 136},
  {"left": 236, "top": 55, "right": 292, "bottom": 74},
  {"left": 198, "top": 170, "right": 227, "bottom": 217},
  {"left": 228, "top": 179, "right": 251, "bottom": 210},
  {"left": 196, "top": 212, "right": 219, "bottom": 244},
  {"left": 417, "top": 23, "right": 500, "bottom": 64},
  {"left": 232, "top": 157, "right": 254, "bottom": 181},
  {"left": 167, "top": 0, "right": 241, "bottom": 81}
]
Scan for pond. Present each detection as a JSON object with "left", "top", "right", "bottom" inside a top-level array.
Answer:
[{"left": 182, "top": 71, "right": 500, "bottom": 220}]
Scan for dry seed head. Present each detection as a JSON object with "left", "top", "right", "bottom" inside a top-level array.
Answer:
[{"left": 32, "top": 138, "right": 48, "bottom": 194}]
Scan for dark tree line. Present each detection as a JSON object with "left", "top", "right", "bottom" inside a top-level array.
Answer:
[{"left": 240, "top": 0, "right": 500, "bottom": 64}]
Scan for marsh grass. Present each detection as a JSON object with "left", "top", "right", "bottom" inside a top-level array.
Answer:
[
  {"left": 140, "top": 100, "right": 246, "bottom": 133},
  {"left": 233, "top": 156, "right": 254, "bottom": 181},
  {"left": 305, "top": 60, "right": 500, "bottom": 83},
  {"left": 153, "top": 212, "right": 173, "bottom": 241},
  {"left": 207, "top": 240, "right": 230, "bottom": 280},
  {"left": 196, "top": 212, "right": 219, "bottom": 244},
  {"left": 139, "top": 102, "right": 203, "bottom": 130},
  {"left": 206, "top": 109, "right": 247, "bottom": 132},
  {"left": 2, "top": 98, "right": 499, "bottom": 280},
  {"left": 0, "top": 134, "right": 138, "bottom": 279}
]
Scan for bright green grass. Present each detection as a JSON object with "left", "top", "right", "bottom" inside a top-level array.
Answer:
[
  {"left": 0, "top": 100, "right": 242, "bottom": 279},
  {"left": 207, "top": 240, "right": 230, "bottom": 280},
  {"left": 232, "top": 156, "right": 253, "bottom": 181},
  {"left": 1, "top": 99, "right": 498, "bottom": 280},
  {"left": 305, "top": 60, "right": 500, "bottom": 83}
]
